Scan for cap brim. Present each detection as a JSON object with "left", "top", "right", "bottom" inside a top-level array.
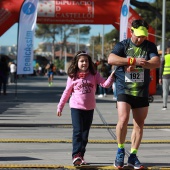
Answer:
[
  {"left": 132, "top": 26, "right": 148, "bottom": 36},
  {"left": 134, "top": 30, "right": 148, "bottom": 36}
]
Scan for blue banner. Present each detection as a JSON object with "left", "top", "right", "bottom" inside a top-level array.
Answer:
[
  {"left": 17, "top": 0, "right": 39, "bottom": 75},
  {"left": 119, "top": 0, "right": 130, "bottom": 41}
]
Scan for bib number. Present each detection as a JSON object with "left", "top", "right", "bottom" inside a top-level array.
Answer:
[{"left": 125, "top": 69, "right": 144, "bottom": 82}]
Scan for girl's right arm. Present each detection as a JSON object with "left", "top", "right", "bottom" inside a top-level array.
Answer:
[
  {"left": 57, "top": 77, "right": 73, "bottom": 117},
  {"left": 109, "top": 69, "right": 115, "bottom": 79},
  {"left": 96, "top": 72, "right": 114, "bottom": 88},
  {"left": 57, "top": 111, "right": 62, "bottom": 117}
]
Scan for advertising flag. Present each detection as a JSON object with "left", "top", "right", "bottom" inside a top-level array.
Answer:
[
  {"left": 119, "top": 0, "right": 130, "bottom": 41},
  {"left": 17, "top": 0, "right": 39, "bottom": 75}
]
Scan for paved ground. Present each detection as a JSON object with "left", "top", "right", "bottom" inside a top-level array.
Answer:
[{"left": 0, "top": 75, "right": 170, "bottom": 170}]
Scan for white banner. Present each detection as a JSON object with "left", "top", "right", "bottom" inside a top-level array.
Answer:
[
  {"left": 17, "top": 0, "right": 39, "bottom": 75},
  {"left": 119, "top": 0, "right": 130, "bottom": 41}
]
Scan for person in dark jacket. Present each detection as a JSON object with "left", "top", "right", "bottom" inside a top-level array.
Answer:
[{"left": 0, "top": 57, "right": 9, "bottom": 95}]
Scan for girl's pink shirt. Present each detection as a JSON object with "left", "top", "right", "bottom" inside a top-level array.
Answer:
[{"left": 57, "top": 72, "right": 114, "bottom": 112}]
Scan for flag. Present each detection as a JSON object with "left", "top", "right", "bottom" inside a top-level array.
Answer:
[
  {"left": 119, "top": 0, "right": 130, "bottom": 41},
  {"left": 17, "top": 0, "right": 39, "bottom": 75}
]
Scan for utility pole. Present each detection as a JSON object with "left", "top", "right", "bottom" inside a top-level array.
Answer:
[
  {"left": 101, "top": 25, "right": 104, "bottom": 59},
  {"left": 162, "top": 0, "right": 166, "bottom": 57}
]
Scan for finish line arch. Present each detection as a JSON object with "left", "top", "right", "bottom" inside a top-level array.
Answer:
[{"left": 0, "top": 0, "right": 155, "bottom": 42}]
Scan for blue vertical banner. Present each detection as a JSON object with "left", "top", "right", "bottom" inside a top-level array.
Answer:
[
  {"left": 119, "top": 0, "right": 130, "bottom": 41},
  {"left": 17, "top": 0, "right": 39, "bottom": 75}
]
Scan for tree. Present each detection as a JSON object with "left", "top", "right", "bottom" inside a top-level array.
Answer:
[
  {"left": 105, "top": 29, "right": 119, "bottom": 44},
  {"left": 101, "top": 0, "right": 170, "bottom": 53},
  {"left": 35, "top": 24, "right": 61, "bottom": 62},
  {"left": 35, "top": 24, "right": 91, "bottom": 61},
  {"left": 130, "top": 0, "right": 170, "bottom": 44},
  {"left": 68, "top": 25, "right": 91, "bottom": 50}
]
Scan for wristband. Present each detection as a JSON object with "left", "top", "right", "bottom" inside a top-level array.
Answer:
[{"left": 128, "top": 57, "right": 136, "bottom": 65}]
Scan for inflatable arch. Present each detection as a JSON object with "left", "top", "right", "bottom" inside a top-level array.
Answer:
[
  {"left": 0, "top": 0, "right": 155, "bottom": 42},
  {"left": 0, "top": 0, "right": 157, "bottom": 97}
]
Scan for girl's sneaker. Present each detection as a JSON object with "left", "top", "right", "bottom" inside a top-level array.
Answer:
[
  {"left": 81, "top": 157, "right": 89, "bottom": 165},
  {"left": 162, "top": 106, "right": 167, "bottom": 110},
  {"left": 72, "top": 153, "right": 82, "bottom": 166}
]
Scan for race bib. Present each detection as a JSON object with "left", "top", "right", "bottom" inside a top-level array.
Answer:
[{"left": 125, "top": 68, "right": 144, "bottom": 82}]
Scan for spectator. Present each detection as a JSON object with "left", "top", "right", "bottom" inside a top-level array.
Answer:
[
  {"left": 9, "top": 62, "right": 16, "bottom": 83},
  {"left": 159, "top": 47, "right": 170, "bottom": 110},
  {"left": 0, "top": 57, "right": 9, "bottom": 95}
]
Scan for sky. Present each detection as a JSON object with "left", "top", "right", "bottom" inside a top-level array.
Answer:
[
  {"left": 0, "top": 24, "right": 114, "bottom": 49},
  {"left": 0, "top": 0, "right": 155, "bottom": 50}
]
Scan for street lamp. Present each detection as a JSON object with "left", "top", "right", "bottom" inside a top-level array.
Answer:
[
  {"left": 101, "top": 25, "right": 105, "bottom": 58},
  {"left": 162, "top": 0, "right": 166, "bottom": 58},
  {"left": 70, "top": 26, "right": 80, "bottom": 52},
  {"left": 64, "top": 46, "right": 67, "bottom": 72},
  {"left": 86, "top": 40, "right": 94, "bottom": 61},
  {"left": 92, "top": 39, "right": 94, "bottom": 61}
]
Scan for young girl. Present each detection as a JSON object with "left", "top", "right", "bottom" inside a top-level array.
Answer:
[{"left": 57, "top": 51, "right": 114, "bottom": 166}]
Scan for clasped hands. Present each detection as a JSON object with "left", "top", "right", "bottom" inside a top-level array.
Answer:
[{"left": 125, "top": 58, "right": 147, "bottom": 72}]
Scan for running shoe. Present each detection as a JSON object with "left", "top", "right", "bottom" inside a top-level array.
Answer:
[
  {"left": 81, "top": 157, "right": 88, "bottom": 165},
  {"left": 114, "top": 148, "right": 125, "bottom": 168},
  {"left": 162, "top": 106, "right": 167, "bottom": 110},
  {"left": 127, "top": 154, "right": 144, "bottom": 169},
  {"left": 98, "top": 94, "right": 103, "bottom": 98},
  {"left": 72, "top": 153, "right": 82, "bottom": 166}
]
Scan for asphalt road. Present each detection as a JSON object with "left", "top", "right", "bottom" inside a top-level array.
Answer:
[{"left": 0, "top": 75, "right": 170, "bottom": 170}]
